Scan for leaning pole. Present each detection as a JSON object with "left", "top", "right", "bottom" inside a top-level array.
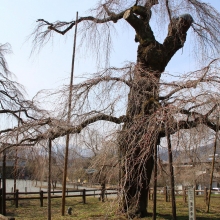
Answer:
[{"left": 61, "top": 11, "right": 78, "bottom": 216}]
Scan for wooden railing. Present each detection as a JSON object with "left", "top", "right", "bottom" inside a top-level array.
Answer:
[
  {"left": 2, "top": 188, "right": 118, "bottom": 208},
  {"left": 148, "top": 187, "right": 220, "bottom": 203},
  {"left": 1, "top": 186, "right": 219, "bottom": 209}
]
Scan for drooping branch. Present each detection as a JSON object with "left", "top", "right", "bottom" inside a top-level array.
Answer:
[
  {"left": 102, "top": 4, "right": 120, "bottom": 23},
  {"left": 159, "top": 59, "right": 219, "bottom": 101},
  {"left": 0, "top": 43, "right": 43, "bottom": 128},
  {"left": 0, "top": 114, "right": 127, "bottom": 152},
  {"left": 159, "top": 107, "right": 219, "bottom": 139},
  {"left": 178, "top": 117, "right": 218, "bottom": 133},
  {"left": 77, "top": 75, "right": 132, "bottom": 89},
  {"left": 36, "top": 1, "right": 159, "bottom": 38},
  {"left": 0, "top": 108, "right": 36, "bottom": 123},
  {"left": 159, "top": 78, "right": 208, "bottom": 101},
  {"left": 36, "top": 10, "right": 125, "bottom": 36},
  {"left": 0, "top": 43, "right": 12, "bottom": 76}
]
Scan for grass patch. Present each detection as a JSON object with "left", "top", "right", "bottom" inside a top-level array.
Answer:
[{"left": 5, "top": 195, "right": 220, "bottom": 219}]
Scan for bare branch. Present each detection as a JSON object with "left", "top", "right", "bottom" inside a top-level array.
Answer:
[{"left": 160, "top": 59, "right": 218, "bottom": 101}]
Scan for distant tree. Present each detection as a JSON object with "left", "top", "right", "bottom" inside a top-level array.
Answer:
[
  {"left": 0, "top": 42, "right": 49, "bottom": 156},
  {"left": 25, "top": 146, "right": 47, "bottom": 183},
  {"left": 0, "top": 43, "right": 39, "bottom": 126}
]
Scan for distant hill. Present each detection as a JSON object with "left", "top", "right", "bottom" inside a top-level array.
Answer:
[{"left": 158, "top": 143, "right": 220, "bottom": 163}]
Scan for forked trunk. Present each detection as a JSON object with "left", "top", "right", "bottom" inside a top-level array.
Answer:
[{"left": 119, "top": 8, "right": 193, "bottom": 217}]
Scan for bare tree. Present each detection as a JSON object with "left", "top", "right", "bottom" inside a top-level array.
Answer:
[
  {"left": 0, "top": 43, "right": 41, "bottom": 124},
  {"left": 1, "top": 0, "right": 220, "bottom": 218},
  {"left": 75, "top": 128, "right": 119, "bottom": 188},
  {"left": 0, "top": 42, "right": 52, "bottom": 162}
]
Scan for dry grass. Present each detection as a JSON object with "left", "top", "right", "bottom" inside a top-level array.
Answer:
[{"left": 5, "top": 194, "right": 220, "bottom": 219}]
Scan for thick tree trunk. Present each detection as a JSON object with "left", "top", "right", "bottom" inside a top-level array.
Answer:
[
  {"left": 122, "top": 151, "right": 154, "bottom": 217},
  {"left": 119, "top": 63, "right": 161, "bottom": 217},
  {"left": 119, "top": 6, "right": 193, "bottom": 218}
]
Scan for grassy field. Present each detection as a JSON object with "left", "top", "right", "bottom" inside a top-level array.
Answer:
[{"left": 5, "top": 194, "right": 220, "bottom": 219}]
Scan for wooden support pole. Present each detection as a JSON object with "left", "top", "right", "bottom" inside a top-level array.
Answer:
[
  {"left": 164, "top": 186, "right": 168, "bottom": 202},
  {"left": 204, "top": 187, "right": 208, "bottom": 203},
  {"left": 153, "top": 143, "right": 158, "bottom": 220},
  {"left": 40, "top": 190, "right": 43, "bottom": 207},
  {"left": 0, "top": 188, "right": 2, "bottom": 214},
  {"left": 183, "top": 187, "right": 187, "bottom": 203},
  {"left": 14, "top": 111, "right": 20, "bottom": 197},
  {"left": 82, "top": 189, "right": 86, "bottom": 204},
  {"left": 61, "top": 11, "right": 78, "bottom": 216},
  {"left": 166, "top": 126, "right": 177, "bottom": 220},
  {"left": 2, "top": 150, "right": 6, "bottom": 215},
  {"left": 148, "top": 188, "right": 151, "bottom": 200},
  {"left": 15, "top": 189, "right": 19, "bottom": 208},
  {"left": 47, "top": 139, "right": 52, "bottom": 220},
  {"left": 206, "top": 116, "right": 219, "bottom": 213}
]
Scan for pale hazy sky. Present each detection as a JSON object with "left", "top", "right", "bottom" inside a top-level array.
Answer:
[{"left": 1, "top": 0, "right": 220, "bottom": 99}]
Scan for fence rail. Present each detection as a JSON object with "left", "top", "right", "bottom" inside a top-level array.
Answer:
[
  {"left": 2, "top": 188, "right": 118, "bottom": 208},
  {"left": 148, "top": 187, "right": 220, "bottom": 204},
  {"left": 1, "top": 187, "right": 219, "bottom": 209}
]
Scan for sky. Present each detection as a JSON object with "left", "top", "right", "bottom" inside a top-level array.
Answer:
[{"left": 1, "top": 0, "right": 220, "bottom": 99}]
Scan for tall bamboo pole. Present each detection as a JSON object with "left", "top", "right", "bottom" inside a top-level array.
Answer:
[
  {"left": 61, "top": 11, "right": 78, "bottom": 216},
  {"left": 166, "top": 125, "right": 177, "bottom": 220},
  {"left": 14, "top": 111, "right": 21, "bottom": 194},
  {"left": 2, "top": 150, "right": 6, "bottom": 215},
  {"left": 206, "top": 115, "right": 219, "bottom": 213},
  {"left": 13, "top": 149, "right": 18, "bottom": 193},
  {"left": 48, "top": 139, "right": 52, "bottom": 220},
  {"left": 152, "top": 143, "right": 158, "bottom": 220}
]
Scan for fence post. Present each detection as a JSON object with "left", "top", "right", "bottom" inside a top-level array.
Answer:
[
  {"left": 82, "top": 189, "right": 86, "bottom": 204},
  {"left": 164, "top": 186, "right": 168, "bottom": 202},
  {"left": 40, "top": 190, "right": 43, "bottom": 207},
  {"left": 0, "top": 188, "right": 2, "bottom": 214},
  {"left": 183, "top": 187, "right": 187, "bottom": 203},
  {"left": 15, "top": 189, "right": 19, "bottom": 208},
  {"left": 105, "top": 190, "right": 107, "bottom": 200},
  {"left": 204, "top": 187, "right": 208, "bottom": 204},
  {"left": 100, "top": 182, "right": 106, "bottom": 202}
]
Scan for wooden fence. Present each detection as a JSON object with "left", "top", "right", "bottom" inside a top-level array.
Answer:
[
  {"left": 148, "top": 187, "right": 220, "bottom": 204},
  {"left": 1, "top": 187, "right": 219, "bottom": 209},
  {"left": 2, "top": 188, "right": 118, "bottom": 208}
]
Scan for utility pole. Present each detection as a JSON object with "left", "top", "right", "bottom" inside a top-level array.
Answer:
[{"left": 61, "top": 11, "right": 78, "bottom": 216}]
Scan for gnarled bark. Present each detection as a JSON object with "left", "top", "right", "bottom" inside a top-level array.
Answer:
[{"left": 118, "top": 7, "right": 193, "bottom": 217}]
